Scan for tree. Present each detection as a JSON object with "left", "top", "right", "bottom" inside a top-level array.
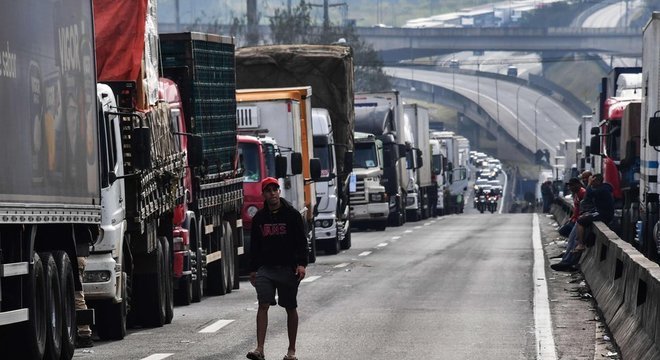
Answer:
[{"left": 269, "top": 0, "right": 313, "bottom": 45}]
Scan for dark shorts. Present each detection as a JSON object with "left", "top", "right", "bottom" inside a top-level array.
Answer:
[{"left": 255, "top": 265, "right": 300, "bottom": 309}]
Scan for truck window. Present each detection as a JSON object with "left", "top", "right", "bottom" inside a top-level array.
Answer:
[
  {"left": 313, "top": 144, "right": 333, "bottom": 178},
  {"left": 238, "top": 142, "right": 262, "bottom": 182},
  {"left": 355, "top": 142, "right": 378, "bottom": 168}
]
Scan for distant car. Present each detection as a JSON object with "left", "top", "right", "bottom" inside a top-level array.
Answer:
[{"left": 507, "top": 66, "right": 518, "bottom": 77}]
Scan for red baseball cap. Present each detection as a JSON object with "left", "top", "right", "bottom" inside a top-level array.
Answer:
[{"left": 261, "top": 177, "right": 280, "bottom": 191}]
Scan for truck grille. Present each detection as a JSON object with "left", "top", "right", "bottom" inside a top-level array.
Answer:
[{"left": 349, "top": 178, "right": 367, "bottom": 205}]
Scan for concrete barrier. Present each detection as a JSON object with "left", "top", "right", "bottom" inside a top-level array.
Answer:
[{"left": 549, "top": 202, "right": 660, "bottom": 359}]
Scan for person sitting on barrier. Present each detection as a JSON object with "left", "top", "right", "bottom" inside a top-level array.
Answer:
[
  {"left": 551, "top": 177, "right": 586, "bottom": 272},
  {"left": 573, "top": 173, "right": 614, "bottom": 252},
  {"left": 557, "top": 177, "right": 586, "bottom": 238}
]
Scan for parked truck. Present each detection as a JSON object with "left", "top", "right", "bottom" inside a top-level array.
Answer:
[
  {"left": 350, "top": 132, "right": 390, "bottom": 230},
  {"left": 405, "top": 104, "right": 433, "bottom": 220},
  {"left": 431, "top": 131, "right": 469, "bottom": 213},
  {"left": 429, "top": 138, "right": 444, "bottom": 216},
  {"left": 235, "top": 87, "right": 321, "bottom": 262},
  {"left": 354, "top": 91, "right": 413, "bottom": 226},
  {"left": 637, "top": 13, "right": 660, "bottom": 261},
  {"left": 83, "top": 1, "right": 197, "bottom": 339},
  {"left": 0, "top": 1, "right": 100, "bottom": 358},
  {"left": 160, "top": 31, "right": 245, "bottom": 304},
  {"left": 312, "top": 108, "right": 351, "bottom": 253},
  {"left": 235, "top": 44, "right": 354, "bottom": 254}
]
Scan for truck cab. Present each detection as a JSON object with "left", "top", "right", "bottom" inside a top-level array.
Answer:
[
  {"left": 349, "top": 132, "right": 389, "bottom": 230},
  {"left": 312, "top": 108, "right": 351, "bottom": 253}
]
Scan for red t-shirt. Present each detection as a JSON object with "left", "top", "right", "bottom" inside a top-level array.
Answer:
[{"left": 571, "top": 187, "right": 587, "bottom": 222}]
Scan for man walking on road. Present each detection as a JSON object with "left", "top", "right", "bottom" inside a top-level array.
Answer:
[{"left": 247, "top": 177, "right": 308, "bottom": 360}]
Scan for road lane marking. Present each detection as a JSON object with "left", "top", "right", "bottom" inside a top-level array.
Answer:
[
  {"left": 199, "top": 319, "right": 234, "bottom": 333},
  {"left": 391, "top": 236, "right": 401, "bottom": 240},
  {"left": 404, "top": 230, "right": 413, "bottom": 234},
  {"left": 376, "top": 242, "right": 388, "bottom": 248},
  {"left": 358, "top": 251, "right": 372, "bottom": 257},
  {"left": 334, "top": 263, "right": 350, "bottom": 268},
  {"left": 301, "top": 275, "right": 321, "bottom": 283},
  {"left": 533, "top": 214, "right": 558, "bottom": 360},
  {"left": 414, "top": 226, "right": 422, "bottom": 229},
  {"left": 141, "top": 354, "right": 174, "bottom": 360},
  {"left": 424, "top": 222, "right": 432, "bottom": 226}
]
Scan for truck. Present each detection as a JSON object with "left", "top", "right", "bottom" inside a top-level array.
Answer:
[
  {"left": 589, "top": 70, "right": 642, "bottom": 239},
  {"left": 0, "top": 1, "right": 100, "bottom": 358},
  {"left": 405, "top": 104, "right": 433, "bottom": 220},
  {"left": 577, "top": 115, "right": 594, "bottom": 173},
  {"left": 429, "top": 138, "right": 445, "bottom": 216},
  {"left": 83, "top": 1, "right": 199, "bottom": 339},
  {"left": 350, "top": 132, "right": 390, "bottom": 230},
  {"left": 312, "top": 108, "right": 352, "bottom": 253},
  {"left": 160, "top": 31, "right": 245, "bottom": 305},
  {"left": 235, "top": 87, "right": 321, "bottom": 262},
  {"left": 235, "top": 44, "right": 355, "bottom": 254},
  {"left": 354, "top": 91, "right": 413, "bottom": 226},
  {"left": 431, "top": 131, "right": 469, "bottom": 214},
  {"left": 636, "top": 13, "right": 660, "bottom": 261}
]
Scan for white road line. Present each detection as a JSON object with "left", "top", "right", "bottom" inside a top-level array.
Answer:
[
  {"left": 414, "top": 226, "right": 422, "bottom": 229},
  {"left": 391, "top": 236, "right": 401, "bottom": 240},
  {"left": 334, "top": 263, "right": 350, "bottom": 268},
  {"left": 199, "top": 319, "right": 235, "bottom": 333},
  {"left": 376, "top": 242, "right": 388, "bottom": 248},
  {"left": 404, "top": 230, "right": 413, "bottom": 234},
  {"left": 533, "top": 214, "right": 558, "bottom": 360},
  {"left": 358, "top": 251, "right": 372, "bottom": 257},
  {"left": 140, "top": 354, "right": 174, "bottom": 360},
  {"left": 301, "top": 275, "right": 321, "bottom": 283},
  {"left": 424, "top": 222, "right": 432, "bottom": 226}
]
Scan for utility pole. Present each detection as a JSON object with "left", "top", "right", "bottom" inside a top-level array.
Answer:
[
  {"left": 175, "top": 0, "right": 180, "bottom": 32},
  {"left": 311, "top": 1, "right": 347, "bottom": 31},
  {"left": 246, "top": 0, "right": 258, "bottom": 46}
]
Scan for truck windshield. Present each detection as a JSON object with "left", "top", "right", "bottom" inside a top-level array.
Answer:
[
  {"left": 605, "top": 122, "right": 621, "bottom": 160},
  {"left": 355, "top": 142, "right": 378, "bottom": 168},
  {"left": 263, "top": 143, "right": 277, "bottom": 178},
  {"left": 238, "top": 142, "right": 262, "bottom": 183},
  {"left": 313, "top": 145, "right": 333, "bottom": 178}
]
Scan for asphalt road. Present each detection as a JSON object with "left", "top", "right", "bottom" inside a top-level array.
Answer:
[{"left": 71, "top": 203, "right": 614, "bottom": 359}]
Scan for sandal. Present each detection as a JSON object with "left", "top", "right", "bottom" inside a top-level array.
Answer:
[{"left": 247, "top": 350, "right": 265, "bottom": 360}]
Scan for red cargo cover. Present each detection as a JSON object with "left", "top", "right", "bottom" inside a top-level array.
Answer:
[{"left": 93, "top": 0, "right": 147, "bottom": 82}]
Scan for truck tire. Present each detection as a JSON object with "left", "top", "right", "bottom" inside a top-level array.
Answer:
[
  {"left": 207, "top": 230, "right": 229, "bottom": 296},
  {"left": 222, "top": 222, "right": 234, "bottom": 293},
  {"left": 52, "top": 251, "right": 75, "bottom": 359},
  {"left": 340, "top": 227, "right": 352, "bottom": 250},
  {"left": 95, "top": 277, "right": 127, "bottom": 340},
  {"left": 191, "top": 246, "right": 204, "bottom": 302},
  {"left": 39, "top": 252, "right": 62, "bottom": 360},
  {"left": 138, "top": 239, "right": 166, "bottom": 327},
  {"left": 12, "top": 252, "right": 47, "bottom": 360},
  {"left": 160, "top": 237, "right": 174, "bottom": 324}
]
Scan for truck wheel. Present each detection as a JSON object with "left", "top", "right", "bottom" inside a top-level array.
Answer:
[
  {"left": 96, "top": 276, "right": 127, "bottom": 340},
  {"left": 52, "top": 251, "right": 75, "bottom": 359},
  {"left": 326, "top": 236, "right": 340, "bottom": 255},
  {"left": 138, "top": 239, "right": 166, "bottom": 327},
  {"left": 14, "top": 252, "right": 47, "bottom": 359},
  {"left": 39, "top": 252, "right": 62, "bottom": 360},
  {"left": 160, "top": 237, "right": 174, "bottom": 324},
  {"left": 340, "top": 227, "right": 352, "bottom": 250},
  {"left": 191, "top": 247, "right": 204, "bottom": 303},
  {"left": 207, "top": 231, "right": 229, "bottom": 296}
]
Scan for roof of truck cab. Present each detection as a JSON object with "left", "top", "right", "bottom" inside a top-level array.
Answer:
[{"left": 236, "top": 86, "right": 311, "bottom": 102}]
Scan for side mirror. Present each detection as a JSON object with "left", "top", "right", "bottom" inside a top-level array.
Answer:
[
  {"left": 649, "top": 115, "right": 660, "bottom": 146},
  {"left": 187, "top": 135, "right": 203, "bottom": 168},
  {"left": 275, "top": 155, "right": 287, "bottom": 178},
  {"left": 589, "top": 135, "right": 601, "bottom": 155},
  {"left": 382, "top": 143, "right": 399, "bottom": 168},
  {"left": 132, "top": 127, "right": 152, "bottom": 170},
  {"left": 398, "top": 144, "right": 407, "bottom": 159},
  {"left": 310, "top": 158, "right": 321, "bottom": 180},
  {"left": 291, "top": 152, "right": 303, "bottom": 175},
  {"left": 343, "top": 151, "right": 353, "bottom": 174},
  {"left": 416, "top": 149, "right": 423, "bottom": 169}
]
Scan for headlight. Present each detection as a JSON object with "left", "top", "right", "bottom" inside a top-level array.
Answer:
[
  {"left": 321, "top": 219, "right": 332, "bottom": 228},
  {"left": 369, "top": 193, "right": 383, "bottom": 202},
  {"left": 83, "top": 270, "right": 112, "bottom": 283},
  {"left": 247, "top": 205, "right": 258, "bottom": 218},
  {"left": 315, "top": 220, "right": 322, "bottom": 227}
]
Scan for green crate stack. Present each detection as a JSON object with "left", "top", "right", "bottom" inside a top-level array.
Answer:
[{"left": 160, "top": 34, "right": 237, "bottom": 175}]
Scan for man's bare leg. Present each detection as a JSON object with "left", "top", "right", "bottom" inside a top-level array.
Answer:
[{"left": 285, "top": 308, "right": 299, "bottom": 357}]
